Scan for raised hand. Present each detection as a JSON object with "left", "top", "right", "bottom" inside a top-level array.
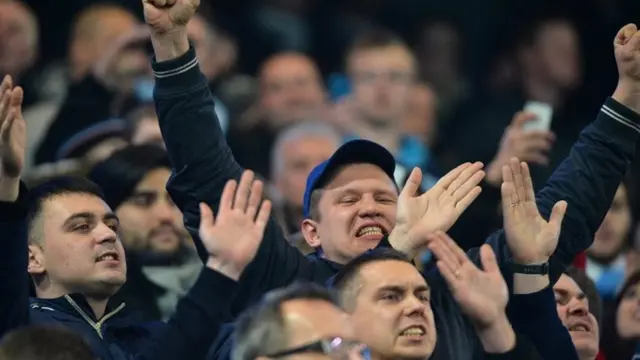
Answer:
[
  {"left": 612, "top": 24, "right": 640, "bottom": 113},
  {"left": 389, "top": 162, "right": 484, "bottom": 256},
  {"left": 501, "top": 158, "right": 567, "bottom": 264},
  {"left": 428, "top": 232, "right": 508, "bottom": 329},
  {"left": 485, "top": 112, "right": 555, "bottom": 186},
  {"left": 199, "top": 170, "right": 272, "bottom": 280},
  {"left": 142, "top": 0, "right": 200, "bottom": 34},
  {"left": 0, "top": 75, "right": 25, "bottom": 180}
]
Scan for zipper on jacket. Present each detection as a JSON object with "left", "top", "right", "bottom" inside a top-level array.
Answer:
[{"left": 64, "top": 295, "right": 126, "bottom": 339}]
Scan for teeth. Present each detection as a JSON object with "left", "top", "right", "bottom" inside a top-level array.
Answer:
[
  {"left": 569, "top": 325, "right": 587, "bottom": 332},
  {"left": 98, "top": 254, "right": 116, "bottom": 261},
  {"left": 401, "top": 327, "right": 425, "bottom": 336},
  {"left": 357, "top": 226, "right": 383, "bottom": 237}
]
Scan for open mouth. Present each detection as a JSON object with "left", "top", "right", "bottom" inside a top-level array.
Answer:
[
  {"left": 96, "top": 252, "right": 120, "bottom": 262},
  {"left": 355, "top": 224, "right": 387, "bottom": 238},
  {"left": 567, "top": 321, "right": 591, "bottom": 333},
  {"left": 400, "top": 325, "right": 426, "bottom": 337}
]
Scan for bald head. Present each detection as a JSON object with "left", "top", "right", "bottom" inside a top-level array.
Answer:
[
  {"left": 69, "top": 4, "right": 139, "bottom": 79},
  {"left": 258, "top": 53, "right": 325, "bottom": 128},
  {"left": 0, "top": 1, "right": 39, "bottom": 77}
]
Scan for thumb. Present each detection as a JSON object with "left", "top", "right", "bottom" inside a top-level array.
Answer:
[
  {"left": 199, "top": 202, "right": 215, "bottom": 230},
  {"left": 615, "top": 24, "right": 638, "bottom": 46},
  {"left": 480, "top": 244, "right": 499, "bottom": 273},
  {"left": 548, "top": 200, "right": 568, "bottom": 233},
  {"left": 400, "top": 167, "right": 422, "bottom": 198}
]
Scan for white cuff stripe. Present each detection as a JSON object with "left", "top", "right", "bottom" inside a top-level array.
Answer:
[
  {"left": 153, "top": 56, "right": 199, "bottom": 79},
  {"left": 602, "top": 104, "right": 640, "bottom": 134}
]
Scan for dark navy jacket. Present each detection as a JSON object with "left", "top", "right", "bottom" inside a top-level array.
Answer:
[
  {"left": 152, "top": 46, "right": 639, "bottom": 360},
  {"left": 0, "top": 188, "right": 238, "bottom": 360}
]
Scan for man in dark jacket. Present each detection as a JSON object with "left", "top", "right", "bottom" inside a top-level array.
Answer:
[
  {"left": 0, "top": 75, "right": 268, "bottom": 359},
  {"left": 145, "top": 0, "right": 640, "bottom": 357}
]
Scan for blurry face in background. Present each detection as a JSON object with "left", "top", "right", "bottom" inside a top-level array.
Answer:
[
  {"left": 131, "top": 115, "right": 163, "bottom": 148},
  {"left": 69, "top": 7, "right": 139, "bottom": 80},
  {"left": 402, "top": 84, "right": 437, "bottom": 144},
  {"left": 275, "top": 135, "right": 339, "bottom": 209},
  {"left": 588, "top": 185, "right": 631, "bottom": 260},
  {"left": 260, "top": 54, "right": 326, "bottom": 128},
  {"left": 188, "top": 15, "right": 237, "bottom": 81},
  {"left": 303, "top": 164, "right": 397, "bottom": 264},
  {"left": 29, "top": 194, "right": 127, "bottom": 298},
  {"left": 348, "top": 45, "right": 415, "bottom": 127},
  {"left": 116, "top": 168, "right": 186, "bottom": 254},
  {"left": 553, "top": 275, "right": 599, "bottom": 359},
  {"left": 530, "top": 20, "right": 581, "bottom": 90},
  {"left": 617, "top": 282, "right": 640, "bottom": 339},
  {"left": 0, "top": 1, "right": 38, "bottom": 78},
  {"left": 350, "top": 260, "right": 436, "bottom": 359}
]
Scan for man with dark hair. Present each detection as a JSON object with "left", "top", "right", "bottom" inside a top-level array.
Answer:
[
  {"left": 145, "top": 0, "right": 640, "bottom": 358},
  {"left": 88, "top": 144, "right": 202, "bottom": 321},
  {"left": 232, "top": 283, "right": 365, "bottom": 360},
  {"left": 0, "top": 325, "right": 96, "bottom": 360},
  {"left": 0, "top": 75, "right": 271, "bottom": 359}
]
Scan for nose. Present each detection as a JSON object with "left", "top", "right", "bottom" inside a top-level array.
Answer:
[
  {"left": 567, "top": 297, "right": 589, "bottom": 317},
  {"left": 95, "top": 223, "right": 118, "bottom": 244},
  {"left": 153, "top": 197, "right": 177, "bottom": 223},
  {"left": 357, "top": 195, "right": 383, "bottom": 218},
  {"left": 403, "top": 295, "right": 428, "bottom": 317}
]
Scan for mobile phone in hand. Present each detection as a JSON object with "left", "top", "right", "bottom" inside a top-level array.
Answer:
[{"left": 522, "top": 101, "right": 553, "bottom": 132}]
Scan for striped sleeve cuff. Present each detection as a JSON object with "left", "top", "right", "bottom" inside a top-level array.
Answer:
[
  {"left": 151, "top": 44, "right": 205, "bottom": 93},
  {"left": 594, "top": 97, "right": 640, "bottom": 142}
]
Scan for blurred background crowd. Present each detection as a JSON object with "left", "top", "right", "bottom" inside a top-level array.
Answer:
[{"left": 3, "top": 0, "right": 640, "bottom": 358}]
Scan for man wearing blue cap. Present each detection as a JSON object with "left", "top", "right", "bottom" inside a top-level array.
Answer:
[{"left": 144, "top": 0, "right": 640, "bottom": 357}]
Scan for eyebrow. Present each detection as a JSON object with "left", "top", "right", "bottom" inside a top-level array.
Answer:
[{"left": 378, "top": 284, "right": 430, "bottom": 293}]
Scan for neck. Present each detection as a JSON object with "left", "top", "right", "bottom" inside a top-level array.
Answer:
[
  {"left": 522, "top": 72, "right": 563, "bottom": 107},
  {"left": 85, "top": 297, "right": 109, "bottom": 319}
]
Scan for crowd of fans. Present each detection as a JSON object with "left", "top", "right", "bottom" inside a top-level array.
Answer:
[{"left": 2, "top": 0, "right": 640, "bottom": 359}]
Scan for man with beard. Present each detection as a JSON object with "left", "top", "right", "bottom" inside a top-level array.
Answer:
[{"left": 88, "top": 144, "right": 202, "bottom": 321}]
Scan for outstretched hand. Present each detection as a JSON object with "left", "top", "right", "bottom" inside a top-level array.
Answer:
[
  {"left": 428, "top": 232, "right": 508, "bottom": 329},
  {"left": 390, "top": 163, "right": 484, "bottom": 256},
  {"left": 501, "top": 158, "right": 567, "bottom": 264},
  {"left": 199, "top": 170, "right": 272, "bottom": 280},
  {"left": 0, "top": 75, "right": 25, "bottom": 180}
]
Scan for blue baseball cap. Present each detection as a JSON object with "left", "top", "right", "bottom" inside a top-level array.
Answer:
[{"left": 302, "top": 139, "right": 396, "bottom": 218}]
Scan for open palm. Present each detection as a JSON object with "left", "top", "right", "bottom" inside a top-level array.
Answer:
[
  {"left": 392, "top": 163, "right": 484, "bottom": 255},
  {"left": 428, "top": 232, "right": 507, "bottom": 328},
  {"left": 199, "top": 171, "right": 271, "bottom": 278},
  {"left": 501, "top": 158, "right": 567, "bottom": 265},
  {"left": 0, "top": 76, "right": 26, "bottom": 179}
]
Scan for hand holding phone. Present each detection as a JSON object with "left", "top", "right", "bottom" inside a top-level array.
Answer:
[{"left": 522, "top": 101, "right": 553, "bottom": 132}]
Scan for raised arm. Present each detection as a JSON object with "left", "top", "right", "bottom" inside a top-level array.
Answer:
[
  {"left": 0, "top": 76, "right": 31, "bottom": 335},
  {"left": 136, "top": 147, "right": 271, "bottom": 360},
  {"left": 143, "top": 0, "right": 317, "bottom": 313},
  {"left": 474, "top": 24, "right": 640, "bottom": 284}
]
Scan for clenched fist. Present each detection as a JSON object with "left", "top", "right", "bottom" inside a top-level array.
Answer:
[{"left": 142, "top": 0, "right": 200, "bottom": 34}]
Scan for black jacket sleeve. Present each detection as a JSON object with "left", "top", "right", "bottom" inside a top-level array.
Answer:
[
  {"left": 465, "top": 99, "right": 640, "bottom": 285},
  {"left": 0, "top": 183, "right": 31, "bottom": 337},
  {"left": 151, "top": 46, "right": 327, "bottom": 315}
]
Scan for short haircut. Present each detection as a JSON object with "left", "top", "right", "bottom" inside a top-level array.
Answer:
[
  {"left": 270, "top": 121, "right": 341, "bottom": 182},
  {"left": 563, "top": 266, "right": 602, "bottom": 325},
  {"left": 88, "top": 144, "right": 171, "bottom": 210},
  {"left": 328, "top": 248, "right": 411, "bottom": 310},
  {"left": 123, "top": 103, "right": 157, "bottom": 142},
  {"left": 346, "top": 28, "right": 411, "bottom": 71},
  {"left": 232, "top": 282, "right": 341, "bottom": 360},
  {"left": 27, "top": 177, "right": 105, "bottom": 243},
  {"left": 0, "top": 325, "right": 96, "bottom": 360}
]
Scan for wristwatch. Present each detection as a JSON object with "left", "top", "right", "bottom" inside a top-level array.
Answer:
[{"left": 510, "top": 262, "right": 549, "bottom": 275}]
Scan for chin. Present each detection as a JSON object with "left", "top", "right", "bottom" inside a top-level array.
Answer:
[{"left": 394, "top": 345, "right": 434, "bottom": 359}]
